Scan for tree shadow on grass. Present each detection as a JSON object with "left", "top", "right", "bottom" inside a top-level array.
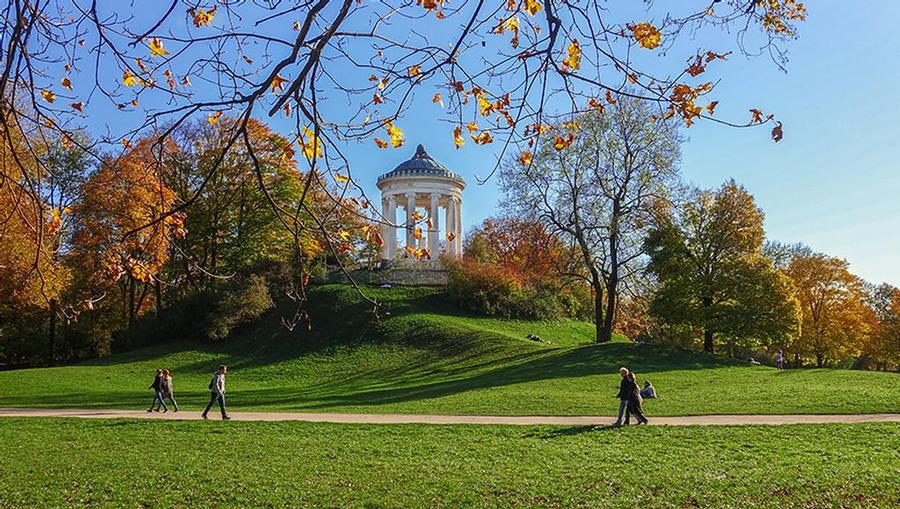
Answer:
[{"left": 522, "top": 425, "right": 619, "bottom": 439}]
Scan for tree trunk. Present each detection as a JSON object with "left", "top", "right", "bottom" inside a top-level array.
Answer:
[
  {"left": 154, "top": 279, "right": 163, "bottom": 322},
  {"left": 128, "top": 276, "right": 136, "bottom": 328},
  {"left": 593, "top": 280, "right": 605, "bottom": 343},
  {"left": 702, "top": 296, "right": 714, "bottom": 353},
  {"left": 601, "top": 276, "right": 616, "bottom": 343},
  {"left": 47, "top": 298, "right": 58, "bottom": 366},
  {"left": 815, "top": 352, "right": 824, "bottom": 368}
]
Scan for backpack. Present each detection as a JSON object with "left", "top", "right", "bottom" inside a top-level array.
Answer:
[{"left": 208, "top": 374, "right": 216, "bottom": 391}]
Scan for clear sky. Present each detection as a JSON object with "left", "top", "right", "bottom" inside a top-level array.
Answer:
[
  {"left": 344, "top": 1, "right": 900, "bottom": 286},
  {"left": 71, "top": 2, "right": 900, "bottom": 286}
]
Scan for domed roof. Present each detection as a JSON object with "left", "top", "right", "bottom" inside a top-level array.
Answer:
[{"left": 377, "top": 144, "right": 465, "bottom": 184}]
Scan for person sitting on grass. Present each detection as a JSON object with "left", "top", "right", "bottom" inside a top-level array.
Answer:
[
  {"left": 147, "top": 368, "right": 167, "bottom": 413},
  {"left": 623, "top": 372, "right": 649, "bottom": 425},
  {"left": 202, "top": 365, "right": 230, "bottom": 421},
  {"left": 640, "top": 380, "right": 657, "bottom": 399},
  {"left": 159, "top": 369, "right": 178, "bottom": 413}
]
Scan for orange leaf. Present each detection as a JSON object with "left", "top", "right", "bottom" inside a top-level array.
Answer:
[
  {"left": 453, "top": 126, "right": 465, "bottom": 149},
  {"left": 705, "top": 101, "right": 718, "bottom": 115},
  {"left": 70, "top": 102, "right": 84, "bottom": 112},
  {"left": 148, "top": 37, "right": 170, "bottom": 57},
  {"left": 471, "top": 130, "right": 494, "bottom": 145},
  {"left": 432, "top": 92, "right": 443, "bottom": 107},
  {"left": 519, "top": 151, "right": 533, "bottom": 167},
  {"left": 408, "top": 65, "right": 422, "bottom": 77},
  {"left": 605, "top": 90, "right": 617, "bottom": 105},
  {"left": 374, "top": 138, "right": 388, "bottom": 149},
  {"left": 191, "top": 6, "right": 216, "bottom": 27},
  {"left": 60, "top": 77, "right": 74, "bottom": 91},
  {"left": 630, "top": 22, "right": 662, "bottom": 50},
  {"left": 40, "top": 89, "right": 55, "bottom": 103},
  {"left": 373, "top": 93, "right": 384, "bottom": 105},
  {"left": 271, "top": 74, "right": 288, "bottom": 94}
]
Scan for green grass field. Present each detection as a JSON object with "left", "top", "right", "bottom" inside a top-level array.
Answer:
[
  {"left": 0, "top": 285, "right": 898, "bottom": 416},
  {"left": 1, "top": 418, "right": 898, "bottom": 508}
]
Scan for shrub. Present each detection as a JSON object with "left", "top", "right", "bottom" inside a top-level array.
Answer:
[{"left": 204, "top": 274, "right": 274, "bottom": 340}]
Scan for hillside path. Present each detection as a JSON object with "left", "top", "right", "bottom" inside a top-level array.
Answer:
[{"left": 2, "top": 408, "right": 899, "bottom": 426}]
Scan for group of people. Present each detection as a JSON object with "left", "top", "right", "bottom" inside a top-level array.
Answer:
[
  {"left": 147, "top": 365, "right": 231, "bottom": 420},
  {"left": 612, "top": 367, "right": 656, "bottom": 426}
]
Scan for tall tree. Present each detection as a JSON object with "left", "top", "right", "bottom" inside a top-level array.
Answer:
[
  {"left": 502, "top": 97, "right": 680, "bottom": 342},
  {"left": 785, "top": 253, "right": 870, "bottom": 367},
  {"left": 646, "top": 181, "right": 800, "bottom": 354}
]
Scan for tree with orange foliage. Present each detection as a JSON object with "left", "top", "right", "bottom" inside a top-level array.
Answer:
[
  {"left": 785, "top": 253, "right": 870, "bottom": 368},
  {"left": 71, "top": 138, "right": 181, "bottom": 328}
]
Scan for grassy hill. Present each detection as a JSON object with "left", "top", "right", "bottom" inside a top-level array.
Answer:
[{"left": 0, "top": 284, "right": 897, "bottom": 416}]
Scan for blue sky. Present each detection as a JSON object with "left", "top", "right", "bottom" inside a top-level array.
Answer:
[{"left": 74, "top": 2, "right": 900, "bottom": 285}]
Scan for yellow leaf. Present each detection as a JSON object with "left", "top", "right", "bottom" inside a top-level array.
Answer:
[
  {"left": 630, "top": 22, "right": 662, "bottom": 50},
  {"left": 122, "top": 70, "right": 139, "bottom": 87},
  {"left": 374, "top": 138, "right": 388, "bottom": 149},
  {"left": 519, "top": 151, "right": 533, "bottom": 167},
  {"left": 299, "top": 127, "right": 323, "bottom": 160},
  {"left": 40, "top": 89, "right": 55, "bottom": 103},
  {"left": 562, "top": 39, "right": 581, "bottom": 71},
  {"left": 191, "top": 6, "right": 216, "bottom": 27},
  {"left": 386, "top": 122, "right": 404, "bottom": 148},
  {"left": 148, "top": 37, "right": 170, "bottom": 57},
  {"left": 271, "top": 74, "right": 288, "bottom": 94},
  {"left": 413, "top": 227, "right": 423, "bottom": 240},
  {"left": 453, "top": 126, "right": 465, "bottom": 149},
  {"left": 471, "top": 130, "right": 493, "bottom": 145},
  {"left": 208, "top": 111, "right": 222, "bottom": 124},
  {"left": 335, "top": 173, "right": 350, "bottom": 184},
  {"left": 523, "top": 0, "right": 542, "bottom": 16},
  {"left": 408, "top": 65, "right": 422, "bottom": 77},
  {"left": 61, "top": 77, "right": 74, "bottom": 91},
  {"left": 478, "top": 95, "right": 494, "bottom": 116}
]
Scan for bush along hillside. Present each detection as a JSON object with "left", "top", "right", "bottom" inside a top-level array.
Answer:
[{"left": 1, "top": 284, "right": 899, "bottom": 417}]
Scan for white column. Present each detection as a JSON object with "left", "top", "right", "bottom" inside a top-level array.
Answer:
[
  {"left": 387, "top": 195, "right": 397, "bottom": 259},
  {"left": 405, "top": 192, "right": 416, "bottom": 252},
  {"left": 429, "top": 193, "right": 440, "bottom": 259},
  {"left": 380, "top": 198, "right": 389, "bottom": 260},
  {"left": 446, "top": 197, "right": 457, "bottom": 258},
  {"left": 454, "top": 196, "right": 463, "bottom": 257}
]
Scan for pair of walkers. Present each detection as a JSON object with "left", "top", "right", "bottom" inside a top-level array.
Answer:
[
  {"left": 146, "top": 365, "right": 230, "bottom": 420},
  {"left": 148, "top": 368, "right": 178, "bottom": 412},
  {"left": 613, "top": 367, "right": 649, "bottom": 426}
]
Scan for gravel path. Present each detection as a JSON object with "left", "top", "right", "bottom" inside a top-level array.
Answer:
[{"left": 2, "top": 408, "right": 899, "bottom": 426}]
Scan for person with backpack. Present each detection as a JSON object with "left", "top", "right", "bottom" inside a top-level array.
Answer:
[
  {"left": 147, "top": 368, "right": 167, "bottom": 412},
  {"left": 202, "top": 365, "right": 230, "bottom": 420},
  {"left": 623, "top": 372, "right": 649, "bottom": 425},
  {"left": 612, "top": 367, "right": 631, "bottom": 426}
]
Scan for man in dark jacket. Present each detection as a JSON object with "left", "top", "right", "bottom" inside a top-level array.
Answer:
[
  {"left": 147, "top": 368, "right": 167, "bottom": 412},
  {"left": 612, "top": 367, "right": 630, "bottom": 426}
]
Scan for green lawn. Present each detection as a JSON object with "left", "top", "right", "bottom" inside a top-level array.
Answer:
[
  {"left": 1, "top": 418, "right": 898, "bottom": 508},
  {"left": 0, "top": 285, "right": 898, "bottom": 416}
]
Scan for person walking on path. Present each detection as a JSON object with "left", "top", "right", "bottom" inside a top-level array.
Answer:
[
  {"left": 612, "top": 367, "right": 630, "bottom": 426},
  {"left": 775, "top": 350, "right": 785, "bottom": 371},
  {"left": 202, "top": 365, "right": 230, "bottom": 420},
  {"left": 147, "top": 368, "right": 167, "bottom": 412},
  {"left": 159, "top": 369, "right": 178, "bottom": 412},
  {"left": 623, "top": 372, "right": 649, "bottom": 425}
]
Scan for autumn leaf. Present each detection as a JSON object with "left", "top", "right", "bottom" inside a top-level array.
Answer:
[
  {"left": 466, "top": 121, "right": 479, "bottom": 132},
  {"left": 271, "top": 74, "right": 288, "bottom": 94},
  {"left": 40, "top": 89, "right": 55, "bottom": 103},
  {"left": 122, "top": 70, "right": 139, "bottom": 87},
  {"left": 519, "top": 151, "right": 533, "bottom": 167},
  {"left": 242, "top": 55, "right": 253, "bottom": 65},
  {"left": 374, "top": 138, "right": 388, "bottom": 148},
  {"left": 163, "top": 69, "right": 176, "bottom": 90},
  {"left": 562, "top": 39, "right": 581, "bottom": 71},
  {"left": 471, "top": 130, "right": 494, "bottom": 145},
  {"left": 453, "top": 126, "right": 465, "bottom": 149},
  {"left": 432, "top": 92, "right": 444, "bottom": 108},
  {"left": 750, "top": 108, "right": 764, "bottom": 124},
  {"left": 283, "top": 102, "right": 291, "bottom": 118},
  {"left": 523, "top": 0, "right": 542, "bottom": 16},
  {"left": 299, "top": 126, "right": 323, "bottom": 160},
  {"left": 208, "top": 111, "right": 222, "bottom": 124},
  {"left": 121, "top": 138, "right": 132, "bottom": 149},
  {"left": 386, "top": 122, "right": 405, "bottom": 148},
  {"left": 630, "top": 22, "right": 662, "bottom": 50},
  {"left": 478, "top": 95, "right": 494, "bottom": 116},
  {"left": 334, "top": 173, "right": 350, "bottom": 184},
  {"left": 408, "top": 65, "right": 422, "bottom": 78},
  {"left": 447, "top": 231, "right": 456, "bottom": 242},
  {"left": 413, "top": 227, "right": 424, "bottom": 240},
  {"left": 554, "top": 133, "right": 575, "bottom": 150},
  {"left": 70, "top": 102, "right": 84, "bottom": 112},
  {"left": 373, "top": 93, "right": 384, "bottom": 105},
  {"left": 495, "top": 16, "right": 520, "bottom": 48},
  {"left": 605, "top": 90, "right": 617, "bottom": 105},
  {"left": 588, "top": 97, "right": 605, "bottom": 113},
  {"left": 771, "top": 121, "right": 784, "bottom": 143},
  {"left": 191, "top": 6, "right": 216, "bottom": 27},
  {"left": 627, "top": 73, "right": 638, "bottom": 84},
  {"left": 60, "top": 77, "right": 74, "bottom": 91},
  {"left": 135, "top": 58, "right": 148, "bottom": 73},
  {"left": 148, "top": 37, "right": 170, "bottom": 57}
]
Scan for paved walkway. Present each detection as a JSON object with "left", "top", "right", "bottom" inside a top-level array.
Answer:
[{"left": 1, "top": 408, "right": 899, "bottom": 426}]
